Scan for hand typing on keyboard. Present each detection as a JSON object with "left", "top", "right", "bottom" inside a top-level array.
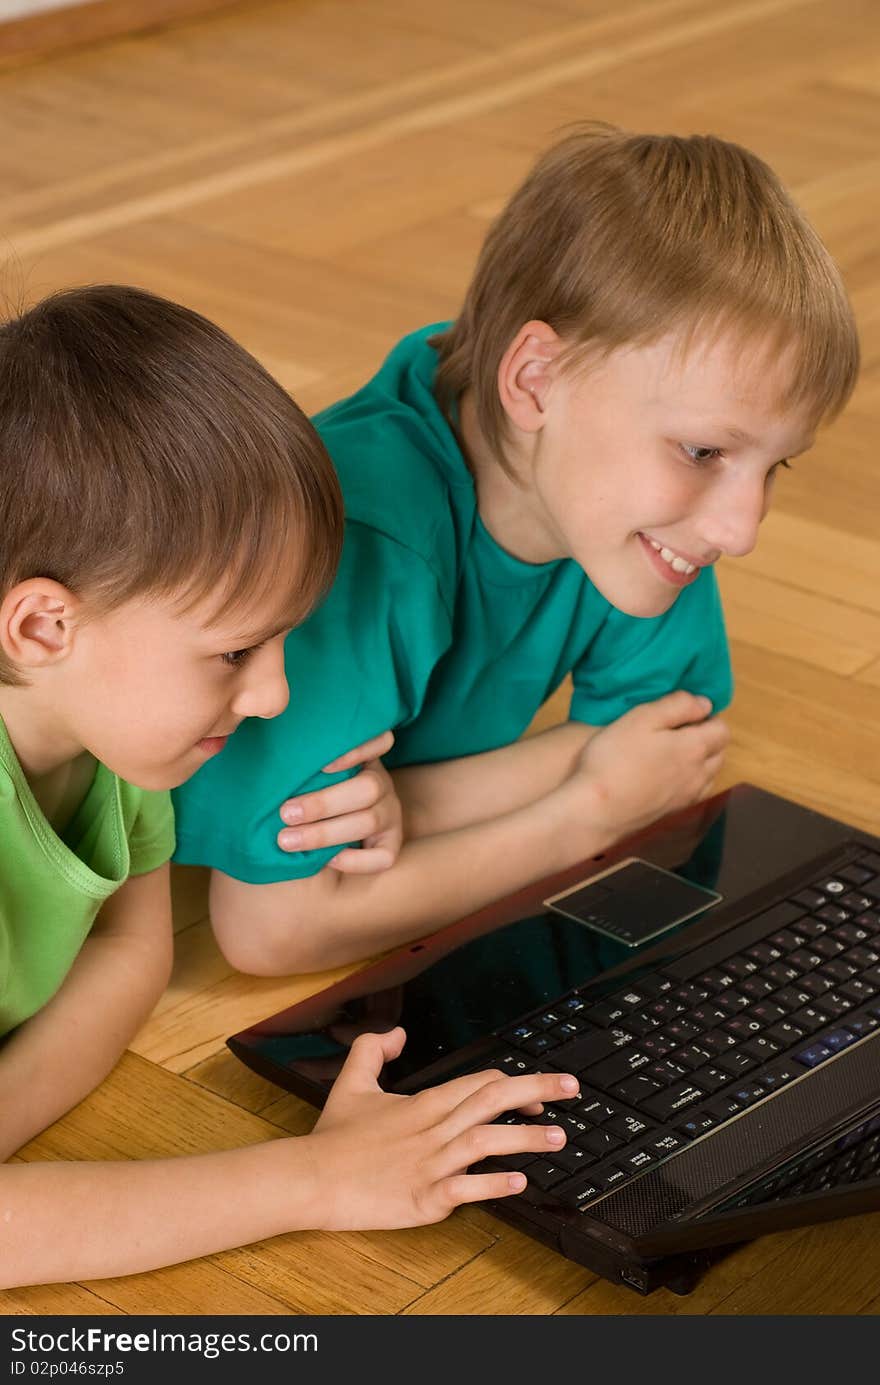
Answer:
[
  {"left": 307, "top": 1027, "right": 582, "bottom": 1230},
  {"left": 562, "top": 691, "right": 730, "bottom": 845}
]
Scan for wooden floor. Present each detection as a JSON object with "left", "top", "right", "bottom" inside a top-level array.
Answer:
[{"left": 2, "top": 0, "right": 880, "bottom": 1317}]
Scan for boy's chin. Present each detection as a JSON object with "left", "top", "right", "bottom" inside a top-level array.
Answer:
[
  {"left": 590, "top": 570, "right": 680, "bottom": 620},
  {"left": 102, "top": 758, "right": 191, "bottom": 793}
]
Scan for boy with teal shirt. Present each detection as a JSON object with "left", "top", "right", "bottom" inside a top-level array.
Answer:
[
  {"left": 173, "top": 321, "right": 731, "bottom": 880},
  {"left": 173, "top": 123, "right": 860, "bottom": 978},
  {"left": 0, "top": 285, "right": 578, "bottom": 1289}
]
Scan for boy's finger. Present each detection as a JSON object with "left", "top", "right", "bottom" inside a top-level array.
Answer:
[
  {"left": 650, "top": 690, "right": 713, "bottom": 728},
  {"left": 278, "top": 808, "right": 387, "bottom": 853},
  {"left": 438, "top": 1170, "right": 530, "bottom": 1209},
  {"left": 334, "top": 1027, "right": 406, "bottom": 1092},
  {"left": 441, "top": 1071, "right": 580, "bottom": 1137},
  {"left": 441, "top": 1120, "right": 567, "bottom": 1175},
  {"left": 327, "top": 845, "right": 396, "bottom": 873},
  {"left": 279, "top": 773, "right": 384, "bottom": 829},
  {"left": 322, "top": 731, "right": 395, "bottom": 772}
]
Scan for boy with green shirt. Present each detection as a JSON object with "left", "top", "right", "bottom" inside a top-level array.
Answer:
[
  {"left": 172, "top": 124, "right": 860, "bottom": 975},
  {"left": 0, "top": 285, "right": 580, "bottom": 1289}
]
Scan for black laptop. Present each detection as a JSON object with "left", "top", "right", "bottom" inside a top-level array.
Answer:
[{"left": 228, "top": 784, "right": 880, "bottom": 1295}]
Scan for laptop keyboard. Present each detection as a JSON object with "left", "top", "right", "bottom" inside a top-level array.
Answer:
[
  {"left": 482, "top": 849, "right": 880, "bottom": 1212},
  {"left": 726, "top": 1109, "right": 880, "bottom": 1208}
]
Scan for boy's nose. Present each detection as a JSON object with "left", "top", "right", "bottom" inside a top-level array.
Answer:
[
  {"left": 232, "top": 647, "right": 290, "bottom": 721},
  {"left": 698, "top": 482, "right": 767, "bottom": 559}
]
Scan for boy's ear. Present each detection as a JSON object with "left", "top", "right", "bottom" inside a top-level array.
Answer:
[
  {"left": 497, "top": 320, "right": 564, "bottom": 433},
  {"left": 0, "top": 579, "right": 82, "bottom": 671}
]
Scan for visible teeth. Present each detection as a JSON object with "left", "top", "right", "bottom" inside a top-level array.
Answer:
[{"left": 647, "top": 538, "right": 696, "bottom": 575}]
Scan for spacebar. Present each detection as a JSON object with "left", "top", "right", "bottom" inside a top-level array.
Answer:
[{"left": 547, "top": 1030, "right": 620, "bottom": 1073}]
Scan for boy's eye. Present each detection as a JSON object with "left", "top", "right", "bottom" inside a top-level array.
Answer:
[
  {"left": 681, "top": 444, "right": 722, "bottom": 464},
  {"left": 221, "top": 643, "right": 263, "bottom": 668}
]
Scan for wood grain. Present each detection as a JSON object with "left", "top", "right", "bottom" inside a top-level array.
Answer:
[{"left": 0, "top": 0, "right": 878, "bottom": 1316}]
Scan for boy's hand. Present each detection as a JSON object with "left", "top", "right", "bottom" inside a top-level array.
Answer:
[
  {"left": 572, "top": 691, "right": 729, "bottom": 841},
  {"left": 306, "top": 1027, "right": 580, "bottom": 1231},
  {"left": 277, "top": 731, "right": 403, "bottom": 872}
]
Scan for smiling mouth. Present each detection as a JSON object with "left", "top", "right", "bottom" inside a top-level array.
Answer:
[{"left": 643, "top": 536, "right": 700, "bottom": 576}]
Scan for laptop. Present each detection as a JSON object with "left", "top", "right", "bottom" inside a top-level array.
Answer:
[{"left": 228, "top": 783, "right": 880, "bottom": 1296}]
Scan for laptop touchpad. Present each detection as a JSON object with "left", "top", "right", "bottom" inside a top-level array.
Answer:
[{"left": 544, "top": 857, "right": 721, "bottom": 947}]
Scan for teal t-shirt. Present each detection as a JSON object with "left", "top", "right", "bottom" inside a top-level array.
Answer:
[
  {"left": 0, "top": 717, "right": 176, "bottom": 1037},
  {"left": 172, "top": 324, "right": 732, "bottom": 884}
]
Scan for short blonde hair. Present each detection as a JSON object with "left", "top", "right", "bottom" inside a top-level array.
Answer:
[
  {"left": 0, "top": 285, "right": 343, "bottom": 685},
  {"left": 433, "top": 123, "right": 859, "bottom": 465}
]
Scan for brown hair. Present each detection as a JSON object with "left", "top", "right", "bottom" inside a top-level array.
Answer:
[
  {"left": 0, "top": 284, "right": 343, "bottom": 684},
  {"left": 433, "top": 122, "right": 860, "bottom": 468}
]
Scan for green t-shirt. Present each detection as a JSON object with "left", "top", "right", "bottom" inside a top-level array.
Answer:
[
  {"left": 0, "top": 718, "right": 176, "bottom": 1038},
  {"left": 172, "top": 324, "right": 732, "bottom": 884}
]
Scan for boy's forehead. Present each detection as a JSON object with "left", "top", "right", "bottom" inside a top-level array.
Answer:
[
  {"left": 193, "top": 576, "right": 309, "bottom": 643},
  {"left": 637, "top": 330, "right": 812, "bottom": 435}
]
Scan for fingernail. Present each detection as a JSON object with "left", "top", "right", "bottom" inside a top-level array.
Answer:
[
  {"left": 281, "top": 804, "right": 303, "bottom": 825},
  {"left": 278, "top": 830, "right": 302, "bottom": 849},
  {"left": 546, "top": 1127, "right": 565, "bottom": 1145},
  {"left": 508, "top": 1173, "right": 527, "bottom": 1192},
  {"left": 560, "top": 1075, "right": 579, "bottom": 1093}
]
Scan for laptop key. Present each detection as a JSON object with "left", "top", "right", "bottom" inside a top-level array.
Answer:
[
  {"left": 605, "top": 1113, "right": 652, "bottom": 1141},
  {"left": 497, "top": 1053, "right": 536, "bottom": 1076},
  {"left": 552, "top": 1146, "right": 598, "bottom": 1176},
  {"left": 846, "top": 1013, "right": 880, "bottom": 1037},
  {"left": 677, "top": 1110, "right": 719, "bottom": 1139},
  {"left": 613, "top": 1073, "right": 664, "bottom": 1106},
  {"left": 593, "top": 1165, "right": 631, "bottom": 1191},
  {"left": 587, "top": 1050, "right": 651, "bottom": 1089},
  {"left": 741, "top": 1036, "right": 782, "bottom": 1061},
  {"left": 559, "top": 1180, "right": 604, "bottom": 1210},
  {"left": 522, "top": 1032, "right": 561, "bottom": 1056},
  {"left": 577, "top": 1127, "right": 624, "bottom": 1159},
  {"left": 759, "top": 1058, "right": 799, "bottom": 1087},
  {"left": 794, "top": 1042, "right": 833, "bottom": 1068},
  {"left": 809, "top": 936, "right": 842, "bottom": 958},
  {"left": 840, "top": 979, "right": 876, "bottom": 1003},
  {"left": 822, "top": 992, "right": 855, "bottom": 1018},
  {"left": 792, "top": 888, "right": 826, "bottom": 910},
  {"left": 545, "top": 1029, "right": 619, "bottom": 1072},
  {"left": 527, "top": 1161, "right": 571, "bottom": 1191},
  {"left": 791, "top": 1005, "right": 830, "bottom": 1032},
  {"left": 623, "top": 1148, "right": 657, "bottom": 1173},
  {"left": 641, "top": 1081, "right": 705, "bottom": 1121},
  {"left": 715, "top": 1051, "right": 757, "bottom": 1076},
  {"left": 577, "top": 1096, "right": 619, "bottom": 1124},
  {"left": 582, "top": 1001, "right": 630, "bottom": 1027},
  {"left": 838, "top": 864, "right": 876, "bottom": 886},
  {"left": 732, "top": 1082, "right": 768, "bottom": 1105},
  {"left": 651, "top": 1131, "right": 686, "bottom": 1156},
  {"left": 691, "top": 1065, "right": 732, "bottom": 1093},
  {"left": 765, "top": 1020, "right": 805, "bottom": 1046}
]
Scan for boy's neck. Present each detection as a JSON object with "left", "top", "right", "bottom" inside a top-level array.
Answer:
[
  {"left": 457, "top": 390, "right": 567, "bottom": 565},
  {"left": 0, "top": 686, "right": 95, "bottom": 828}
]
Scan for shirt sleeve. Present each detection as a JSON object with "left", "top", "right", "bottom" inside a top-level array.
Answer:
[
  {"left": 171, "top": 524, "right": 451, "bottom": 884},
  {"left": 568, "top": 566, "right": 733, "bottom": 726},
  {"left": 127, "top": 788, "right": 176, "bottom": 876}
]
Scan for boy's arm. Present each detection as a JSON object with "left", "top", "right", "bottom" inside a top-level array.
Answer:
[
  {"left": 1, "top": 1022, "right": 579, "bottom": 1287},
  {"left": 211, "top": 692, "right": 729, "bottom": 976},
  {"left": 393, "top": 720, "right": 595, "bottom": 838},
  {"left": 275, "top": 721, "right": 592, "bottom": 865},
  {"left": 0, "top": 865, "right": 174, "bottom": 1159}
]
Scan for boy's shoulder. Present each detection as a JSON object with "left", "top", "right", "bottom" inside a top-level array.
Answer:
[{"left": 314, "top": 324, "right": 467, "bottom": 574}]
